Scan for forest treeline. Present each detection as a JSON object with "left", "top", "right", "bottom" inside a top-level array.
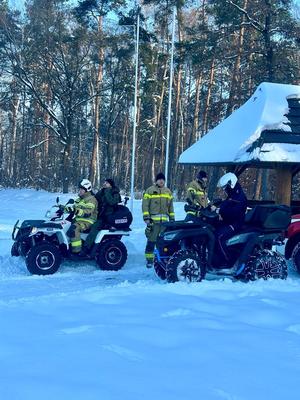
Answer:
[{"left": 0, "top": 0, "right": 299, "bottom": 199}]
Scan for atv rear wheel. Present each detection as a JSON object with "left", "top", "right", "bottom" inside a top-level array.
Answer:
[
  {"left": 25, "top": 243, "right": 62, "bottom": 275},
  {"left": 166, "top": 250, "right": 206, "bottom": 283},
  {"left": 96, "top": 239, "right": 127, "bottom": 271},
  {"left": 154, "top": 257, "right": 166, "bottom": 280},
  {"left": 291, "top": 242, "right": 300, "bottom": 274},
  {"left": 243, "top": 250, "right": 287, "bottom": 281}
]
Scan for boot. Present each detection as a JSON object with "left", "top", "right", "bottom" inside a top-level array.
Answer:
[{"left": 146, "top": 260, "right": 153, "bottom": 269}]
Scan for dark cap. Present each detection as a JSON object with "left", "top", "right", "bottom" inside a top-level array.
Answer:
[
  {"left": 156, "top": 172, "right": 166, "bottom": 181},
  {"left": 197, "top": 170, "right": 207, "bottom": 181},
  {"left": 104, "top": 178, "right": 115, "bottom": 187}
]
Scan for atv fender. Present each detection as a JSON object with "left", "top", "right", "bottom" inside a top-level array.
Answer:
[
  {"left": 233, "top": 233, "right": 260, "bottom": 267},
  {"left": 285, "top": 234, "right": 300, "bottom": 259},
  {"left": 165, "top": 227, "right": 215, "bottom": 268}
]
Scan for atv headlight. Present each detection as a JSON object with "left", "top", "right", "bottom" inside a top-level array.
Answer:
[
  {"left": 163, "top": 231, "right": 178, "bottom": 241},
  {"left": 30, "top": 227, "right": 38, "bottom": 235}
]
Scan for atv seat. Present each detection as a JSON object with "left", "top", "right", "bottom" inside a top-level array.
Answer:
[{"left": 244, "top": 205, "right": 291, "bottom": 233}]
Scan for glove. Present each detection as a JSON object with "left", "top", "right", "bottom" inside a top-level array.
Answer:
[
  {"left": 56, "top": 209, "right": 64, "bottom": 217},
  {"left": 145, "top": 219, "right": 153, "bottom": 235},
  {"left": 145, "top": 224, "right": 152, "bottom": 235},
  {"left": 184, "top": 203, "right": 198, "bottom": 213},
  {"left": 65, "top": 205, "right": 74, "bottom": 213},
  {"left": 75, "top": 208, "right": 84, "bottom": 217}
]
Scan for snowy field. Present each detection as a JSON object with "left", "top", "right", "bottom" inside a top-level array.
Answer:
[{"left": 1, "top": 189, "right": 300, "bottom": 400}]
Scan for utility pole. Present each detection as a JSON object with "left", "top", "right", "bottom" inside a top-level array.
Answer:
[
  {"left": 130, "top": 3, "right": 140, "bottom": 213},
  {"left": 164, "top": 5, "right": 176, "bottom": 187}
]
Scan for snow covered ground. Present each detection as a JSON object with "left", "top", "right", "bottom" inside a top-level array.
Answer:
[{"left": 1, "top": 189, "right": 300, "bottom": 400}]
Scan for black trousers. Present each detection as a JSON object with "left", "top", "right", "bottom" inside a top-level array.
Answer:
[{"left": 214, "top": 224, "right": 236, "bottom": 267}]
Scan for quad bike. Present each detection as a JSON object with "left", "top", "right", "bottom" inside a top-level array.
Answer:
[
  {"left": 285, "top": 213, "right": 300, "bottom": 274},
  {"left": 154, "top": 203, "right": 290, "bottom": 283},
  {"left": 11, "top": 197, "right": 133, "bottom": 275}
]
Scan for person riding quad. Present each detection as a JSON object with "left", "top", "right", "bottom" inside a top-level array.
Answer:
[
  {"left": 185, "top": 170, "right": 209, "bottom": 221},
  {"left": 142, "top": 172, "right": 175, "bottom": 268},
  {"left": 83, "top": 178, "right": 121, "bottom": 255},
  {"left": 213, "top": 172, "right": 247, "bottom": 267},
  {"left": 66, "top": 179, "right": 98, "bottom": 254}
]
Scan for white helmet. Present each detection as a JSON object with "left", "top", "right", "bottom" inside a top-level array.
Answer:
[
  {"left": 217, "top": 172, "right": 238, "bottom": 189},
  {"left": 79, "top": 179, "right": 92, "bottom": 192}
]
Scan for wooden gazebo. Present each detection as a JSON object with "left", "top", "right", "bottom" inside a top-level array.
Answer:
[{"left": 179, "top": 82, "right": 300, "bottom": 205}]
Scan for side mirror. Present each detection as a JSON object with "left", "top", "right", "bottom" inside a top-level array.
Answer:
[
  {"left": 56, "top": 197, "right": 59, "bottom": 204},
  {"left": 67, "top": 198, "right": 75, "bottom": 204}
]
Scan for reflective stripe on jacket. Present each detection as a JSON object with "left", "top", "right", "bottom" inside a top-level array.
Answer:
[
  {"left": 142, "top": 185, "right": 175, "bottom": 223},
  {"left": 74, "top": 192, "right": 98, "bottom": 224},
  {"left": 186, "top": 180, "right": 208, "bottom": 209}
]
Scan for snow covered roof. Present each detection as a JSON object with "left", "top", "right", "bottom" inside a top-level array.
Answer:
[{"left": 179, "top": 82, "right": 300, "bottom": 166}]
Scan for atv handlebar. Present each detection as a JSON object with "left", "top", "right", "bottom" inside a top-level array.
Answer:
[{"left": 184, "top": 203, "right": 219, "bottom": 220}]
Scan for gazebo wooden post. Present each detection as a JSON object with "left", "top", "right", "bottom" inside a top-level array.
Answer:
[{"left": 275, "top": 165, "right": 292, "bottom": 205}]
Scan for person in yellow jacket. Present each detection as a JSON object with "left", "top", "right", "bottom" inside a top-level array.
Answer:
[
  {"left": 142, "top": 172, "right": 175, "bottom": 268},
  {"left": 185, "top": 170, "right": 208, "bottom": 221},
  {"left": 65, "top": 179, "right": 98, "bottom": 254}
]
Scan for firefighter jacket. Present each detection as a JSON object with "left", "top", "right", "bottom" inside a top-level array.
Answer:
[
  {"left": 142, "top": 185, "right": 175, "bottom": 223},
  {"left": 74, "top": 192, "right": 98, "bottom": 225},
  {"left": 95, "top": 187, "right": 121, "bottom": 218},
  {"left": 186, "top": 180, "right": 208, "bottom": 210}
]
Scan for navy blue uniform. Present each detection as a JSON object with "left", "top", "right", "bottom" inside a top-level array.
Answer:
[
  {"left": 215, "top": 182, "right": 247, "bottom": 266},
  {"left": 219, "top": 182, "right": 247, "bottom": 230}
]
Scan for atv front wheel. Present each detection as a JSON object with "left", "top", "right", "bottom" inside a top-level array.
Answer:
[
  {"left": 25, "top": 243, "right": 62, "bottom": 275},
  {"left": 96, "top": 240, "right": 127, "bottom": 271},
  {"left": 166, "top": 250, "right": 206, "bottom": 283},
  {"left": 291, "top": 242, "right": 300, "bottom": 274},
  {"left": 243, "top": 250, "right": 288, "bottom": 281},
  {"left": 11, "top": 242, "right": 20, "bottom": 257}
]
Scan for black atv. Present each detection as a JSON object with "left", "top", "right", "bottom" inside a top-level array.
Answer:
[{"left": 154, "top": 204, "right": 290, "bottom": 283}]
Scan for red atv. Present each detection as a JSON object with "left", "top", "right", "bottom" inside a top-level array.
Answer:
[{"left": 285, "top": 214, "right": 300, "bottom": 273}]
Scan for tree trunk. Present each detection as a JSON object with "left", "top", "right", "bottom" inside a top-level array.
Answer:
[
  {"left": 192, "top": 73, "right": 202, "bottom": 141},
  {"left": 90, "top": 16, "right": 104, "bottom": 187},
  {"left": 226, "top": 0, "right": 248, "bottom": 116},
  {"left": 62, "top": 140, "right": 72, "bottom": 193},
  {"left": 202, "top": 57, "right": 215, "bottom": 134},
  {"left": 263, "top": 7, "right": 274, "bottom": 82},
  {"left": 9, "top": 91, "right": 20, "bottom": 181}
]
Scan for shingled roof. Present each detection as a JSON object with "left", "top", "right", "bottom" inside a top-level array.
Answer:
[{"left": 179, "top": 82, "right": 300, "bottom": 166}]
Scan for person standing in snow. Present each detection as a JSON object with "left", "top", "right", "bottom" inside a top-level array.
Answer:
[
  {"left": 213, "top": 172, "right": 247, "bottom": 266},
  {"left": 185, "top": 170, "right": 209, "bottom": 221},
  {"left": 142, "top": 172, "right": 175, "bottom": 268},
  {"left": 82, "top": 178, "right": 121, "bottom": 255},
  {"left": 65, "top": 179, "right": 98, "bottom": 254}
]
